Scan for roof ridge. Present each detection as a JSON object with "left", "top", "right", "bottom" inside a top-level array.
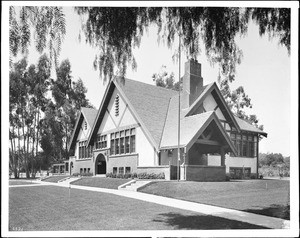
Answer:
[
  {"left": 159, "top": 96, "right": 173, "bottom": 147},
  {"left": 115, "top": 76, "right": 179, "bottom": 94}
]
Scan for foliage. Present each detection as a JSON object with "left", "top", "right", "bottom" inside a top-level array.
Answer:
[
  {"left": 9, "top": 6, "right": 66, "bottom": 67},
  {"left": 259, "top": 153, "right": 290, "bottom": 177},
  {"left": 218, "top": 77, "right": 264, "bottom": 130},
  {"left": 9, "top": 55, "right": 93, "bottom": 177},
  {"left": 137, "top": 172, "right": 165, "bottom": 179},
  {"left": 248, "top": 8, "right": 290, "bottom": 54},
  {"left": 105, "top": 172, "right": 164, "bottom": 179},
  {"left": 75, "top": 7, "right": 290, "bottom": 81},
  {"left": 152, "top": 65, "right": 181, "bottom": 91}
]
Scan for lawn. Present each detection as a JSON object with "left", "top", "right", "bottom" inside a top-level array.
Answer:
[
  {"left": 9, "top": 185, "right": 267, "bottom": 230},
  {"left": 70, "top": 177, "right": 131, "bottom": 189},
  {"left": 42, "top": 175, "right": 70, "bottom": 183},
  {"left": 140, "top": 179, "right": 290, "bottom": 220}
]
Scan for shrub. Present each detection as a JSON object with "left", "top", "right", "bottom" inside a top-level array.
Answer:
[
  {"left": 137, "top": 172, "right": 165, "bottom": 179},
  {"left": 124, "top": 173, "right": 131, "bottom": 179},
  {"left": 250, "top": 174, "right": 256, "bottom": 179},
  {"left": 72, "top": 172, "right": 80, "bottom": 177},
  {"left": 225, "top": 175, "right": 230, "bottom": 181},
  {"left": 81, "top": 172, "right": 93, "bottom": 177},
  {"left": 131, "top": 172, "right": 138, "bottom": 178}
]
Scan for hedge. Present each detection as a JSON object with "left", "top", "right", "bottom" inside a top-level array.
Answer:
[{"left": 106, "top": 172, "right": 165, "bottom": 179}]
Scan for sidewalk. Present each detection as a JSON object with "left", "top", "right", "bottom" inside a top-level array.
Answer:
[{"left": 32, "top": 179, "right": 289, "bottom": 229}]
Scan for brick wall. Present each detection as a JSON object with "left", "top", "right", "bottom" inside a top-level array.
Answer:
[
  {"left": 183, "top": 165, "right": 226, "bottom": 181},
  {"left": 107, "top": 154, "right": 138, "bottom": 173}
]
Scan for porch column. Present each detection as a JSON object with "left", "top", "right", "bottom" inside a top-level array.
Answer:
[{"left": 220, "top": 146, "right": 225, "bottom": 166}]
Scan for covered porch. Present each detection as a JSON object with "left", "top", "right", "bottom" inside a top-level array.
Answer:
[{"left": 160, "top": 111, "right": 237, "bottom": 181}]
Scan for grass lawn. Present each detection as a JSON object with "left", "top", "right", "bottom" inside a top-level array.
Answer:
[
  {"left": 9, "top": 185, "right": 268, "bottom": 230},
  {"left": 70, "top": 177, "right": 131, "bottom": 189},
  {"left": 140, "top": 179, "right": 290, "bottom": 220},
  {"left": 9, "top": 180, "right": 37, "bottom": 186},
  {"left": 42, "top": 175, "right": 70, "bottom": 183}
]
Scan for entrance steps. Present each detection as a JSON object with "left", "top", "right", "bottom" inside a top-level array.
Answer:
[{"left": 118, "top": 180, "right": 153, "bottom": 192}]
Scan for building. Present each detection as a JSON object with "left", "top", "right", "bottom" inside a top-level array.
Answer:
[{"left": 68, "top": 60, "right": 267, "bottom": 181}]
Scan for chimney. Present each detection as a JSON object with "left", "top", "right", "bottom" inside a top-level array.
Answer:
[{"left": 182, "top": 59, "right": 203, "bottom": 108}]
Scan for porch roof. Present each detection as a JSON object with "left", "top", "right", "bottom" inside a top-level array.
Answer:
[{"left": 160, "top": 110, "right": 237, "bottom": 155}]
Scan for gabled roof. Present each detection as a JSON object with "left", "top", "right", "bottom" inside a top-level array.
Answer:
[
  {"left": 81, "top": 107, "right": 98, "bottom": 128},
  {"left": 160, "top": 110, "right": 237, "bottom": 155},
  {"left": 234, "top": 116, "right": 267, "bottom": 137},
  {"left": 68, "top": 107, "right": 98, "bottom": 152},
  {"left": 87, "top": 77, "right": 177, "bottom": 150},
  {"left": 185, "top": 82, "right": 241, "bottom": 132}
]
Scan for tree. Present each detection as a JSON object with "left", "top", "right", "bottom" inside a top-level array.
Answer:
[
  {"left": 76, "top": 7, "right": 290, "bottom": 81},
  {"left": 218, "top": 76, "right": 264, "bottom": 130},
  {"left": 9, "top": 6, "right": 66, "bottom": 67},
  {"left": 152, "top": 65, "right": 181, "bottom": 91},
  {"left": 41, "top": 59, "right": 94, "bottom": 164},
  {"left": 9, "top": 7, "right": 290, "bottom": 82}
]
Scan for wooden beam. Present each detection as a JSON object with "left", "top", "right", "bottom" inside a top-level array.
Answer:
[{"left": 196, "top": 139, "right": 221, "bottom": 146}]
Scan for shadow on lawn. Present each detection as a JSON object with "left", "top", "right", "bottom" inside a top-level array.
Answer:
[
  {"left": 153, "top": 212, "right": 268, "bottom": 229},
  {"left": 244, "top": 204, "right": 290, "bottom": 220}
]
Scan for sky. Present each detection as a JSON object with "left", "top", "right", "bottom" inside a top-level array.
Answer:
[{"left": 6, "top": 4, "right": 296, "bottom": 157}]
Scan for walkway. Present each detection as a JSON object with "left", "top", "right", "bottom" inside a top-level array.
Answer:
[{"left": 18, "top": 179, "right": 290, "bottom": 229}]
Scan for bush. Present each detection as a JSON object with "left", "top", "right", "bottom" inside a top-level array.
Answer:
[
  {"left": 81, "top": 172, "right": 93, "bottom": 177},
  {"left": 250, "top": 174, "right": 256, "bottom": 179},
  {"left": 137, "top": 172, "right": 165, "bottom": 179},
  {"left": 225, "top": 175, "right": 230, "bottom": 181},
  {"left": 105, "top": 172, "right": 165, "bottom": 179},
  {"left": 72, "top": 172, "right": 80, "bottom": 177}
]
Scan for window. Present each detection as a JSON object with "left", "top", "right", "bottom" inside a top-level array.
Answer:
[
  {"left": 230, "top": 132, "right": 257, "bottom": 158},
  {"left": 95, "top": 134, "right": 107, "bottom": 149},
  {"left": 125, "top": 167, "right": 131, "bottom": 174},
  {"left": 119, "top": 167, "right": 124, "bottom": 174},
  {"left": 113, "top": 167, "right": 118, "bottom": 174},
  {"left": 88, "top": 168, "right": 90, "bottom": 173},
  {"left": 115, "top": 95, "right": 119, "bottom": 117},
  {"left": 110, "top": 128, "right": 136, "bottom": 155},
  {"left": 80, "top": 168, "right": 83, "bottom": 174},
  {"left": 84, "top": 168, "right": 86, "bottom": 173},
  {"left": 79, "top": 141, "right": 93, "bottom": 159},
  {"left": 84, "top": 121, "right": 87, "bottom": 130}
]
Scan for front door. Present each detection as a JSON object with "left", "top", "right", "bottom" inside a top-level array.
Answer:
[{"left": 95, "top": 154, "right": 106, "bottom": 174}]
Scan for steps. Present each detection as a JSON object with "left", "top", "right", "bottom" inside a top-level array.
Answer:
[{"left": 118, "top": 180, "right": 153, "bottom": 192}]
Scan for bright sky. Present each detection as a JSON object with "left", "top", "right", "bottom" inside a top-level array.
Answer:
[{"left": 7, "top": 4, "right": 296, "bottom": 157}]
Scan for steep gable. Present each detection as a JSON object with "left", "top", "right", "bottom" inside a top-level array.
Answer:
[
  {"left": 68, "top": 107, "right": 98, "bottom": 152},
  {"left": 185, "top": 82, "right": 240, "bottom": 132},
  {"left": 87, "top": 77, "right": 177, "bottom": 150}
]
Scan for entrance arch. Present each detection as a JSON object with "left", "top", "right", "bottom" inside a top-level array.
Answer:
[{"left": 95, "top": 153, "right": 107, "bottom": 175}]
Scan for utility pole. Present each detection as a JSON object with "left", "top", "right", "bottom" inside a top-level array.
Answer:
[{"left": 177, "top": 34, "right": 181, "bottom": 182}]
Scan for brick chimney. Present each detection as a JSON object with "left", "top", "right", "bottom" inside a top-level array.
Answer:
[{"left": 182, "top": 59, "right": 203, "bottom": 108}]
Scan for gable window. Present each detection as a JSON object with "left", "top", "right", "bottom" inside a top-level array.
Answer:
[
  {"left": 95, "top": 134, "right": 107, "bottom": 149},
  {"left": 115, "top": 95, "right": 119, "bottom": 117},
  {"left": 110, "top": 128, "right": 136, "bottom": 155},
  {"left": 230, "top": 132, "right": 257, "bottom": 158},
  {"left": 84, "top": 121, "right": 87, "bottom": 130}
]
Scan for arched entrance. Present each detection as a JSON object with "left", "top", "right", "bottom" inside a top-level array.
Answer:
[{"left": 95, "top": 153, "right": 106, "bottom": 175}]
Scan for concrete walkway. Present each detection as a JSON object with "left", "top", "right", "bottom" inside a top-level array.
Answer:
[{"left": 26, "top": 179, "right": 290, "bottom": 229}]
